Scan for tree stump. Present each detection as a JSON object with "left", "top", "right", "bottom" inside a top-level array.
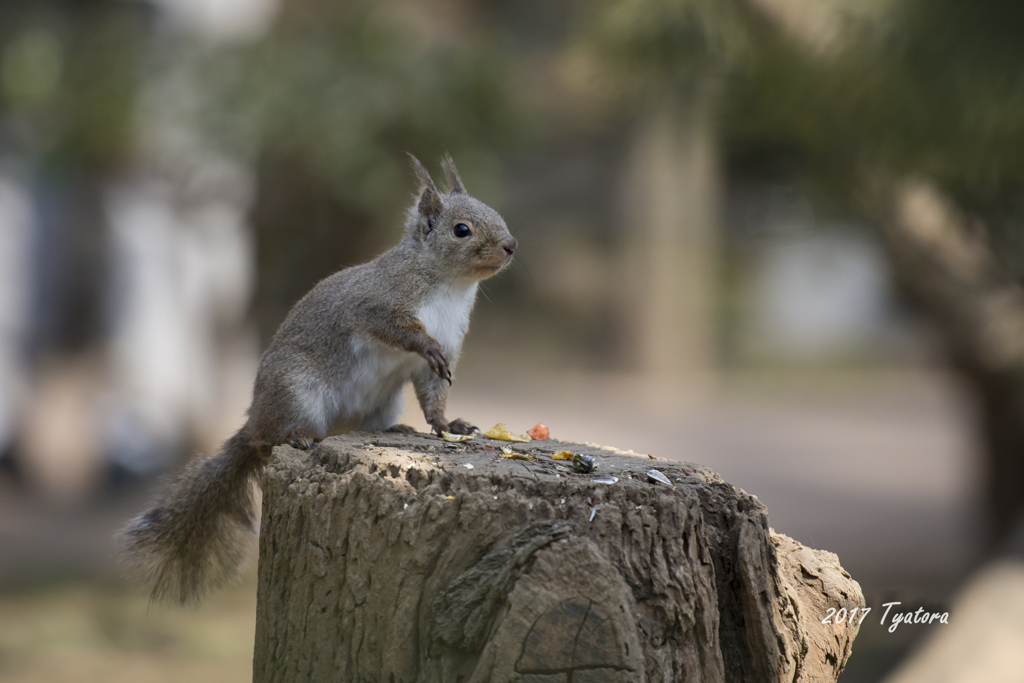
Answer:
[{"left": 253, "top": 432, "right": 863, "bottom": 683}]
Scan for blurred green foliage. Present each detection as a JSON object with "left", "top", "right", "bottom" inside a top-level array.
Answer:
[
  {"left": 3, "top": 0, "right": 1022, "bottom": 311},
  {"left": 590, "top": 0, "right": 751, "bottom": 92},
  {"left": 721, "top": 0, "right": 1024, "bottom": 271},
  {"left": 203, "top": 0, "right": 524, "bottom": 218},
  {"left": 184, "top": 0, "right": 528, "bottom": 339},
  {"left": 0, "top": 2, "right": 142, "bottom": 177}
]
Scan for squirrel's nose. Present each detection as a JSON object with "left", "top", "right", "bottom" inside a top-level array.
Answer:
[{"left": 502, "top": 236, "right": 517, "bottom": 257}]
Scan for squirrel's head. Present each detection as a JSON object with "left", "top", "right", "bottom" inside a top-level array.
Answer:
[{"left": 405, "top": 154, "right": 516, "bottom": 281}]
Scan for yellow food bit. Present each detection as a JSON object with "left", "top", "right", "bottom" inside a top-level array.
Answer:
[
  {"left": 551, "top": 450, "right": 574, "bottom": 460},
  {"left": 442, "top": 431, "right": 474, "bottom": 442},
  {"left": 498, "top": 446, "right": 535, "bottom": 461},
  {"left": 444, "top": 495, "right": 456, "bottom": 500},
  {"left": 484, "top": 423, "right": 531, "bottom": 442}
]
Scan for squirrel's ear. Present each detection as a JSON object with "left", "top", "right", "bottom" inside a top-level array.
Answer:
[
  {"left": 440, "top": 154, "right": 466, "bottom": 195},
  {"left": 408, "top": 153, "right": 442, "bottom": 232}
]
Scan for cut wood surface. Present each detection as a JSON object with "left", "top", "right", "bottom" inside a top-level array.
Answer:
[{"left": 254, "top": 431, "right": 862, "bottom": 683}]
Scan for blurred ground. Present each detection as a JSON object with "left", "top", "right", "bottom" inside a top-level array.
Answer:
[{"left": 0, "top": 573, "right": 256, "bottom": 683}]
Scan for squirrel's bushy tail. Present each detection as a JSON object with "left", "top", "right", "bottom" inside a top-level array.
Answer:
[{"left": 118, "top": 427, "right": 265, "bottom": 605}]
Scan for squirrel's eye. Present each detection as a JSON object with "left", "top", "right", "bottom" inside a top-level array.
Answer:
[{"left": 453, "top": 223, "right": 471, "bottom": 238}]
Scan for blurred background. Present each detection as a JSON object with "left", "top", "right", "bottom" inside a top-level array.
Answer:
[{"left": 1, "top": 0, "right": 1023, "bottom": 681}]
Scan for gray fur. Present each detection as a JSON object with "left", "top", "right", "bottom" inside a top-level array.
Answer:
[{"left": 118, "top": 156, "right": 516, "bottom": 604}]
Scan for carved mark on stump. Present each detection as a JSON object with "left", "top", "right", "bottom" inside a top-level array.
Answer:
[
  {"left": 517, "top": 597, "right": 635, "bottom": 682},
  {"left": 434, "top": 520, "right": 573, "bottom": 651}
]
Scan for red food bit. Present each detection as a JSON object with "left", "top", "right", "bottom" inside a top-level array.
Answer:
[{"left": 527, "top": 423, "right": 549, "bottom": 440}]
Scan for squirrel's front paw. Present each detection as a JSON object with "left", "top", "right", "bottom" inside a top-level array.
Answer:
[
  {"left": 421, "top": 342, "right": 452, "bottom": 385},
  {"left": 445, "top": 418, "right": 478, "bottom": 435}
]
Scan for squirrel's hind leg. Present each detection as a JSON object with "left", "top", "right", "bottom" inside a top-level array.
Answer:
[
  {"left": 360, "top": 385, "right": 407, "bottom": 432},
  {"left": 250, "top": 368, "right": 336, "bottom": 444},
  {"left": 279, "top": 429, "right": 318, "bottom": 450},
  {"left": 386, "top": 423, "right": 418, "bottom": 434}
]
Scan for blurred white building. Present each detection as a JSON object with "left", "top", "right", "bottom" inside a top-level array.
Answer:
[
  {"left": 727, "top": 186, "right": 921, "bottom": 365},
  {"left": 752, "top": 229, "right": 892, "bottom": 359},
  {"left": 0, "top": 171, "right": 31, "bottom": 459},
  {"left": 104, "top": 163, "right": 257, "bottom": 472}
]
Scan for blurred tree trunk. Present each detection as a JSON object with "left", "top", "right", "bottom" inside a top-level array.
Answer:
[
  {"left": 871, "top": 179, "right": 1024, "bottom": 547},
  {"left": 621, "top": 92, "right": 720, "bottom": 386},
  {"left": 250, "top": 155, "right": 384, "bottom": 347},
  {"left": 745, "top": 0, "right": 1024, "bottom": 550}
]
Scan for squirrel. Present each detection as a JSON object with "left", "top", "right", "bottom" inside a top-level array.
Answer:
[{"left": 118, "top": 155, "right": 517, "bottom": 605}]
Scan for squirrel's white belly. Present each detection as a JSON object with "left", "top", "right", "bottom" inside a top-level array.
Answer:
[
  {"left": 300, "top": 282, "right": 478, "bottom": 435},
  {"left": 416, "top": 280, "right": 478, "bottom": 355},
  {"left": 320, "top": 335, "right": 418, "bottom": 432}
]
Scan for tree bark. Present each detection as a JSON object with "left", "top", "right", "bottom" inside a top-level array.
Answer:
[{"left": 254, "top": 432, "right": 862, "bottom": 683}]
